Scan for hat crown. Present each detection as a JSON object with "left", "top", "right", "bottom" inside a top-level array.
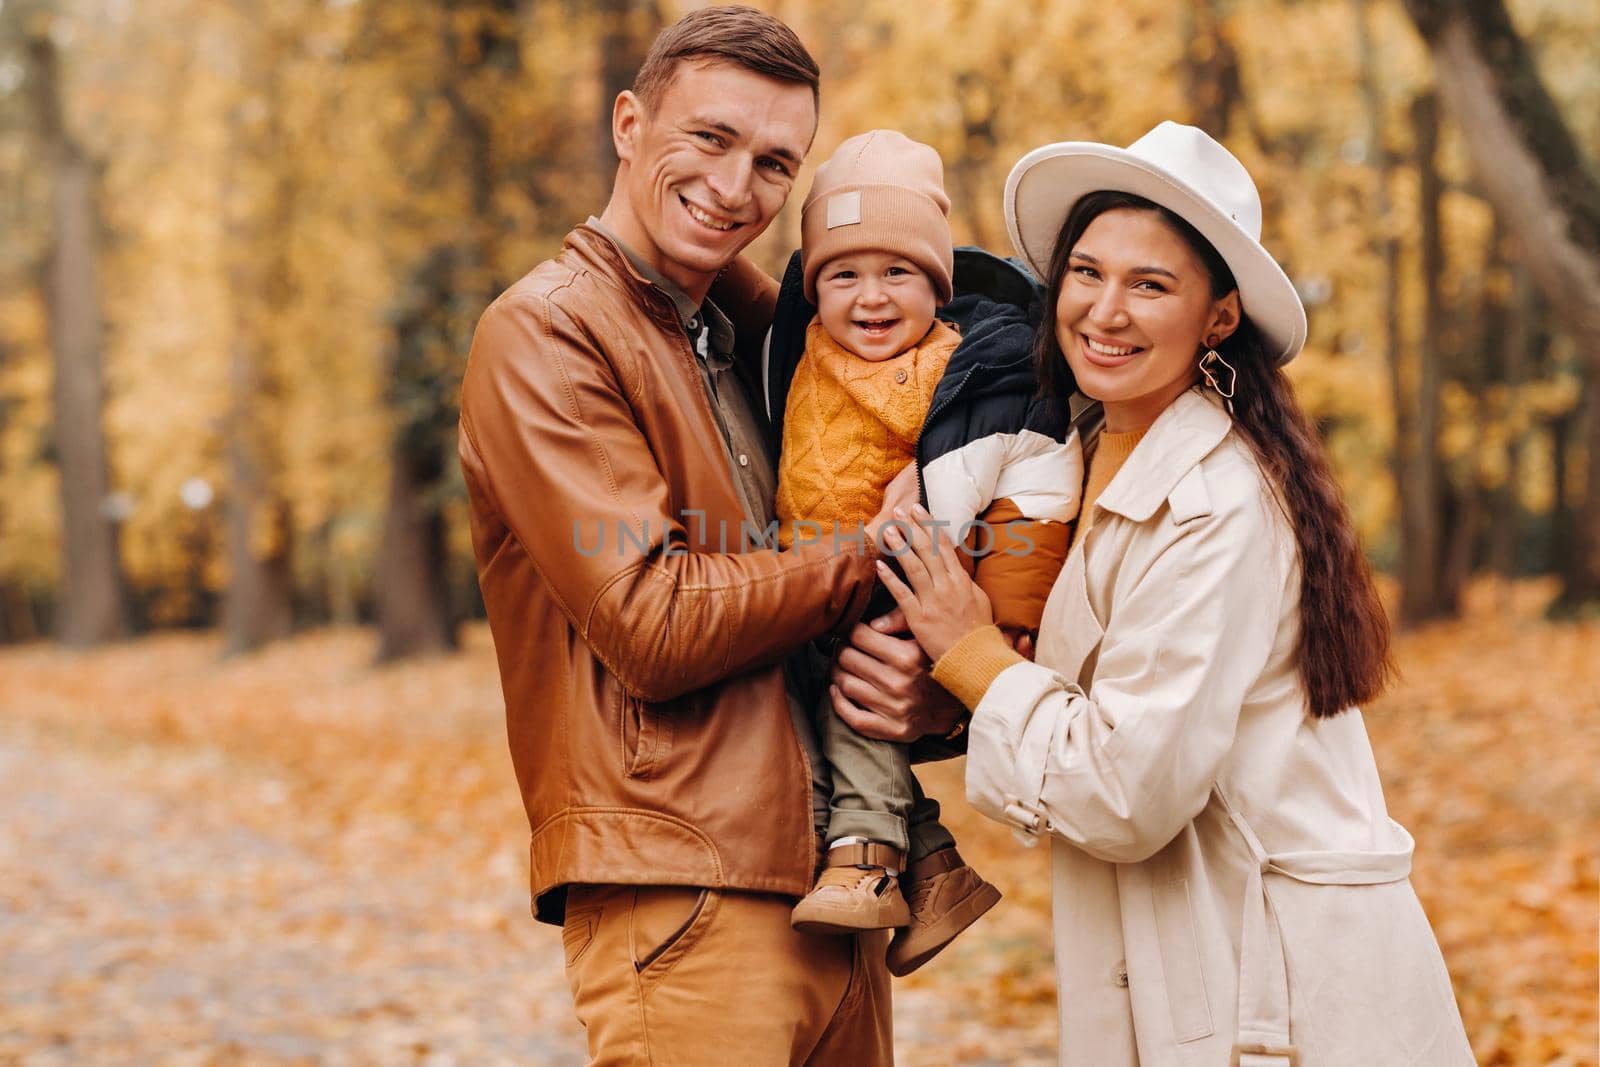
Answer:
[
  {"left": 1127, "top": 121, "right": 1261, "bottom": 238},
  {"left": 803, "top": 129, "right": 950, "bottom": 216},
  {"left": 800, "top": 129, "right": 955, "bottom": 304}
]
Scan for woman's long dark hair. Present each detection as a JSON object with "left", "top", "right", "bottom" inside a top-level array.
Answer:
[{"left": 1037, "top": 191, "right": 1393, "bottom": 717}]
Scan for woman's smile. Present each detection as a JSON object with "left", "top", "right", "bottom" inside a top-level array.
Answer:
[{"left": 1078, "top": 332, "right": 1145, "bottom": 368}]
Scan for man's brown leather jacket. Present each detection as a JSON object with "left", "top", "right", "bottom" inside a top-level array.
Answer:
[{"left": 458, "top": 225, "right": 879, "bottom": 924}]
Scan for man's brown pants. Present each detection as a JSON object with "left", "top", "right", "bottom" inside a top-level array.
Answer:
[{"left": 563, "top": 885, "right": 893, "bottom": 1065}]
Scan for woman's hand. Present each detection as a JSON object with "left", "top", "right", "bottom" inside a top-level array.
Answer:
[
  {"left": 875, "top": 504, "right": 996, "bottom": 663},
  {"left": 829, "top": 612, "right": 966, "bottom": 742}
]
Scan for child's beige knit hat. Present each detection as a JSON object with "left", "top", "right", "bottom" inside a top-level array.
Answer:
[{"left": 801, "top": 130, "right": 954, "bottom": 305}]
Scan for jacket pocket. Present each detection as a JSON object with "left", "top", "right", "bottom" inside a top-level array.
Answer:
[
  {"left": 620, "top": 693, "right": 673, "bottom": 779},
  {"left": 1151, "top": 877, "right": 1214, "bottom": 1043}
]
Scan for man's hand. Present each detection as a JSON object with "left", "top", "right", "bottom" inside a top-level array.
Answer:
[{"left": 829, "top": 608, "right": 966, "bottom": 742}]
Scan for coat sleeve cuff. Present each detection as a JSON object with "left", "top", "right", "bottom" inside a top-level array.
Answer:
[{"left": 932, "top": 625, "right": 1027, "bottom": 711}]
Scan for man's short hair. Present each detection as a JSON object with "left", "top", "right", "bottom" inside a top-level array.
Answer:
[{"left": 632, "top": 5, "right": 820, "bottom": 113}]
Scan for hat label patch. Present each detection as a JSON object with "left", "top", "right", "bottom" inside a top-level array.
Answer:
[{"left": 827, "top": 191, "right": 862, "bottom": 229}]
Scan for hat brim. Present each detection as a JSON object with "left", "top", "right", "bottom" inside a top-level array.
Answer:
[{"left": 1004, "top": 143, "right": 1307, "bottom": 365}]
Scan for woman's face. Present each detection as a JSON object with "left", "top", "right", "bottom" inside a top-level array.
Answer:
[{"left": 1054, "top": 207, "right": 1240, "bottom": 431}]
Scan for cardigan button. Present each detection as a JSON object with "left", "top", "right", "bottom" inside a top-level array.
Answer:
[
  {"left": 894, "top": 370, "right": 908, "bottom": 384},
  {"left": 1112, "top": 962, "right": 1129, "bottom": 987}
]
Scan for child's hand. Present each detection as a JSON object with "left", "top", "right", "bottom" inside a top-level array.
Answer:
[
  {"left": 1000, "top": 627, "right": 1037, "bottom": 661},
  {"left": 867, "top": 463, "right": 920, "bottom": 552}
]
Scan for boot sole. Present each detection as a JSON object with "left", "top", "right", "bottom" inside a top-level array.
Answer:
[
  {"left": 886, "top": 881, "right": 1002, "bottom": 976},
  {"left": 791, "top": 899, "right": 910, "bottom": 936}
]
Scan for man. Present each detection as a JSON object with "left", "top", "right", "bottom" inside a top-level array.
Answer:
[{"left": 458, "top": 7, "right": 928, "bottom": 1063}]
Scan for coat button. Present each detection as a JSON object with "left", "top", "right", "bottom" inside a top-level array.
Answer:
[
  {"left": 894, "top": 370, "right": 908, "bottom": 384},
  {"left": 738, "top": 454, "right": 750, "bottom": 467},
  {"left": 1112, "top": 962, "right": 1129, "bottom": 987}
]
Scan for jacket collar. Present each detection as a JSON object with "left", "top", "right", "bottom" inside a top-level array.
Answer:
[
  {"left": 1094, "top": 386, "right": 1234, "bottom": 522},
  {"left": 574, "top": 221, "right": 737, "bottom": 367},
  {"left": 566, "top": 223, "right": 685, "bottom": 335}
]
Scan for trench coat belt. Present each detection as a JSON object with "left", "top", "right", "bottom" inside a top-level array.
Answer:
[{"left": 1217, "top": 790, "right": 1416, "bottom": 1067}]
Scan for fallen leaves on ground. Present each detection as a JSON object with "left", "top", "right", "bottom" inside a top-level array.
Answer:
[{"left": 0, "top": 579, "right": 1594, "bottom": 1065}]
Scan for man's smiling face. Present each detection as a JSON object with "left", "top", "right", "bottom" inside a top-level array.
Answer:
[{"left": 606, "top": 60, "right": 816, "bottom": 301}]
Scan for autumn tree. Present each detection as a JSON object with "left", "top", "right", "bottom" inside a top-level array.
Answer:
[
  {"left": 367, "top": 0, "right": 525, "bottom": 661},
  {"left": 22, "top": 1, "right": 131, "bottom": 646},
  {"left": 219, "top": 4, "right": 304, "bottom": 654},
  {"left": 1402, "top": 0, "right": 1600, "bottom": 614}
]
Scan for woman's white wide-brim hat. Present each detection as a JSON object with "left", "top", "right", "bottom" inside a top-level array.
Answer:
[{"left": 1004, "top": 121, "right": 1307, "bottom": 365}]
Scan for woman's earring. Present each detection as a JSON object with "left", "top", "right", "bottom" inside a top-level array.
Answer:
[{"left": 1199, "top": 347, "right": 1237, "bottom": 409}]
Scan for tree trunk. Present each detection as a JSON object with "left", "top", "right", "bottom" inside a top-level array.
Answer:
[
  {"left": 1186, "top": 0, "right": 1243, "bottom": 138},
  {"left": 1401, "top": 0, "right": 1600, "bottom": 612},
  {"left": 375, "top": 399, "right": 454, "bottom": 661},
  {"left": 374, "top": 0, "right": 526, "bottom": 660},
  {"left": 375, "top": 250, "right": 459, "bottom": 661},
  {"left": 1354, "top": 0, "right": 1417, "bottom": 622},
  {"left": 1488, "top": 260, "right": 1534, "bottom": 607},
  {"left": 220, "top": 32, "right": 297, "bottom": 655},
  {"left": 28, "top": 25, "right": 131, "bottom": 647},
  {"left": 1395, "top": 91, "right": 1448, "bottom": 624},
  {"left": 950, "top": 71, "right": 1000, "bottom": 250},
  {"left": 595, "top": 0, "right": 657, "bottom": 179}
]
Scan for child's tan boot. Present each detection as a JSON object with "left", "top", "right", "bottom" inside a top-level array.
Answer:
[
  {"left": 790, "top": 841, "right": 910, "bottom": 935},
  {"left": 886, "top": 847, "right": 1002, "bottom": 975}
]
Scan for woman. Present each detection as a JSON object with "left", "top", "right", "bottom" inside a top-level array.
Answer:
[{"left": 846, "top": 123, "right": 1474, "bottom": 1065}]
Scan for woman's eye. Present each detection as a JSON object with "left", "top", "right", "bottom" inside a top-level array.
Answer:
[
  {"left": 1134, "top": 279, "right": 1168, "bottom": 292},
  {"left": 1072, "top": 265, "right": 1099, "bottom": 280}
]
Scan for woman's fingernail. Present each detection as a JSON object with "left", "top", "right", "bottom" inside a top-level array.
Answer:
[{"left": 894, "top": 507, "right": 907, "bottom": 519}]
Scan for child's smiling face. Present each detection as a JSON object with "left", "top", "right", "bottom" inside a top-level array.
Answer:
[{"left": 813, "top": 251, "right": 938, "bottom": 362}]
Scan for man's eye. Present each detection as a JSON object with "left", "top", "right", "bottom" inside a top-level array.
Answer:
[
  {"left": 694, "top": 131, "right": 721, "bottom": 145},
  {"left": 757, "top": 158, "right": 791, "bottom": 176}
]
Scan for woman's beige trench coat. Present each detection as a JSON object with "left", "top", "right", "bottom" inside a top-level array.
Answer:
[{"left": 964, "top": 387, "right": 1473, "bottom": 1066}]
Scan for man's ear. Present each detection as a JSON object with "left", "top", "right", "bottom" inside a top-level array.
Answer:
[
  {"left": 1206, "top": 290, "right": 1242, "bottom": 346},
  {"left": 612, "top": 90, "right": 644, "bottom": 164}
]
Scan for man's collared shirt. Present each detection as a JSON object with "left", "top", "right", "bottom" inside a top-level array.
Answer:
[{"left": 587, "top": 217, "right": 777, "bottom": 536}]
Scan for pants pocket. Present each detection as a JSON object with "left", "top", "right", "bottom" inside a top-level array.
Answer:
[
  {"left": 1151, "top": 877, "right": 1214, "bottom": 1043},
  {"left": 631, "top": 887, "right": 715, "bottom": 979},
  {"left": 562, "top": 888, "right": 608, "bottom": 971}
]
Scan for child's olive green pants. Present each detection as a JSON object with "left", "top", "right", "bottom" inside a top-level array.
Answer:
[{"left": 786, "top": 646, "right": 957, "bottom": 865}]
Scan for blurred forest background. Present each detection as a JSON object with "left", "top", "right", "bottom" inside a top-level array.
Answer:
[
  {"left": 0, "top": 0, "right": 1597, "bottom": 650},
  {"left": 0, "top": 1, "right": 1597, "bottom": 1064}
]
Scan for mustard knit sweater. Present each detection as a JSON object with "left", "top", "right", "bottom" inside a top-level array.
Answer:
[{"left": 775, "top": 317, "right": 961, "bottom": 548}]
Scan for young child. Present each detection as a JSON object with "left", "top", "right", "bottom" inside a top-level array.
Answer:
[{"left": 776, "top": 130, "right": 1083, "bottom": 975}]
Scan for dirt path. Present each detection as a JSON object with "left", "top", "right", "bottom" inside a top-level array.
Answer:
[
  {"left": 0, "top": 725, "right": 586, "bottom": 1066},
  {"left": 0, "top": 632, "right": 1057, "bottom": 1066}
]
